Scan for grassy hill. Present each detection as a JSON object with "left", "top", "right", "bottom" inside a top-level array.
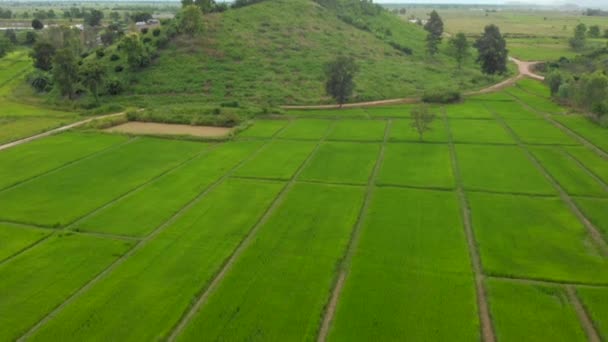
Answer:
[{"left": 127, "top": 0, "right": 507, "bottom": 106}]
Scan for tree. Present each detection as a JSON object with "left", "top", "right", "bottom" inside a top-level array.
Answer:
[
  {"left": 4, "top": 29, "right": 17, "bottom": 44},
  {"left": 179, "top": 5, "right": 204, "bottom": 37},
  {"left": 25, "top": 31, "right": 37, "bottom": 45},
  {"left": 118, "top": 33, "right": 145, "bottom": 69},
  {"left": 424, "top": 10, "right": 443, "bottom": 56},
  {"left": 569, "top": 23, "right": 586, "bottom": 51},
  {"left": 0, "top": 37, "right": 12, "bottom": 58},
  {"left": 324, "top": 56, "right": 359, "bottom": 107},
  {"left": 545, "top": 71, "right": 563, "bottom": 96},
  {"left": 84, "top": 9, "right": 103, "bottom": 26},
  {"left": 30, "top": 41, "right": 55, "bottom": 71},
  {"left": 604, "top": 29, "right": 608, "bottom": 39},
  {"left": 52, "top": 48, "right": 79, "bottom": 99},
  {"left": 588, "top": 25, "right": 600, "bottom": 38},
  {"left": 31, "top": 18, "right": 43, "bottom": 30},
  {"left": 448, "top": 32, "right": 470, "bottom": 69},
  {"left": 475, "top": 24, "right": 508, "bottom": 75},
  {"left": 195, "top": 0, "right": 216, "bottom": 13},
  {"left": 181, "top": 0, "right": 194, "bottom": 7},
  {"left": 80, "top": 61, "right": 106, "bottom": 104},
  {"left": 410, "top": 105, "right": 436, "bottom": 141}
]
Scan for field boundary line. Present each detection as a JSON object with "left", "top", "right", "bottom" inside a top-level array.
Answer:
[
  {"left": 16, "top": 139, "right": 274, "bottom": 341},
  {"left": 167, "top": 121, "right": 337, "bottom": 341},
  {"left": 316, "top": 119, "right": 391, "bottom": 342},
  {"left": 507, "top": 93, "right": 608, "bottom": 159},
  {"left": 0, "top": 220, "right": 142, "bottom": 243},
  {"left": 489, "top": 104, "right": 608, "bottom": 256},
  {"left": 488, "top": 274, "right": 608, "bottom": 289},
  {"left": 444, "top": 110, "right": 496, "bottom": 342},
  {"left": 561, "top": 147, "right": 608, "bottom": 195},
  {"left": 566, "top": 286, "right": 602, "bottom": 342},
  {"left": 0, "top": 137, "right": 138, "bottom": 193},
  {"left": 0, "top": 112, "right": 127, "bottom": 151}
]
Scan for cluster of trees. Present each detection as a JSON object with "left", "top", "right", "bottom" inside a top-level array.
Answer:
[
  {"left": 583, "top": 8, "right": 608, "bottom": 17},
  {"left": 547, "top": 71, "right": 608, "bottom": 119},
  {"left": 0, "top": 29, "right": 37, "bottom": 58},
  {"left": 569, "top": 23, "right": 607, "bottom": 51},
  {"left": 180, "top": 0, "right": 229, "bottom": 13},
  {"left": 0, "top": 8, "right": 12, "bottom": 19}
]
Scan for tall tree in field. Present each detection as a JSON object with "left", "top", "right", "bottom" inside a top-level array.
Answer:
[
  {"left": 31, "top": 18, "right": 43, "bottom": 30},
  {"left": 325, "top": 56, "right": 359, "bottom": 107},
  {"left": 119, "top": 33, "right": 145, "bottom": 69},
  {"left": 179, "top": 5, "right": 204, "bottom": 37},
  {"left": 30, "top": 41, "right": 56, "bottom": 71},
  {"left": 410, "top": 105, "right": 436, "bottom": 141},
  {"left": 80, "top": 61, "right": 106, "bottom": 104},
  {"left": 588, "top": 25, "right": 600, "bottom": 38},
  {"left": 448, "top": 32, "right": 470, "bottom": 69},
  {"left": 424, "top": 10, "right": 443, "bottom": 56},
  {"left": 569, "top": 23, "right": 587, "bottom": 51},
  {"left": 52, "top": 48, "right": 79, "bottom": 99},
  {"left": 475, "top": 25, "right": 508, "bottom": 75}
]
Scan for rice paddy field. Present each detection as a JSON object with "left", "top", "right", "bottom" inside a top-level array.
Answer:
[{"left": 1, "top": 79, "right": 608, "bottom": 341}]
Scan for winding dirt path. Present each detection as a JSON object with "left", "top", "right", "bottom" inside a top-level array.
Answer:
[{"left": 282, "top": 57, "right": 544, "bottom": 110}]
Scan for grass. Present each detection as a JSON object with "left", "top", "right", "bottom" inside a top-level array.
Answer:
[
  {"left": 299, "top": 141, "right": 380, "bottom": 185},
  {"left": 484, "top": 98, "right": 541, "bottom": 119},
  {"left": 276, "top": 119, "right": 332, "bottom": 140},
  {"left": 469, "top": 192, "right": 608, "bottom": 284},
  {"left": 554, "top": 115, "right": 608, "bottom": 154},
  {"left": 486, "top": 279, "right": 586, "bottom": 342},
  {"left": 328, "top": 187, "right": 478, "bottom": 341},
  {"left": 507, "top": 87, "right": 565, "bottom": 114},
  {"left": 531, "top": 147, "right": 607, "bottom": 197},
  {"left": 449, "top": 119, "right": 515, "bottom": 144},
  {"left": 456, "top": 144, "right": 556, "bottom": 195},
  {"left": 327, "top": 119, "right": 387, "bottom": 142},
  {"left": 239, "top": 120, "right": 289, "bottom": 138},
  {"left": 445, "top": 101, "right": 494, "bottom": 119},
  {"left": 176, "top": 182, "right": 365, "bottom": 341},
  {"left": 389, "top": 118, "right": 448, "bottom": 142},
  {"left": 234, "top": 140, "right": 316, "bottom": 180},
  {"left": 517, "top": 78, "right": 551, "bottom": 98},
  {"left": 503, "top": 118, "right": 577, "bottom": 145},
  {"left": 0, "top": 224, "right": 50, "bottom": 262},
  {"left": 378, "top": 143, "right": 454, "bottom": 189},
  {"left": 0, "top": 116, "right": 79, "bottom": 145},
  {"left": 0, "top": 233, "right": 133, "bottom": 342},
  {"left": 574, "top": 197, "right": 608, "bottom": 242},
  {"left": 365, "top": 105, "right": 418, "bottom": 118},
  {"left": 564, "top": 146, "right": 608, "bottom": 185},
  {"left": 0, "top": 132, "right": 128, "bottom": 190},
  {"left": 576, "top": 287, "right": 608, "bottom": 341},
  {"left": 30, "top": 179, "right": 283, "bottom": 341},
  {"left": 0, "top": 138, "right": 205, "bottom": 227},
  {"left": 74, "top": 141, "right": 264, "bottom": 237}
]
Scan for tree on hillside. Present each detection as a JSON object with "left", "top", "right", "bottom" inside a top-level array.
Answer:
[
  {"left": 325, "top": 56, "right": 359, "bottom": 107},
  {"left": 80, "top": 61, "right": 106, "bottom": 104},
  {"left": 475, "top": 25, "right": 508, "bottom": 75},
  {"left": 30, "top": 41, "right": 56, "bottom": 71},
  {"left": 52, "top": 48, "right": 79, "bottom": 99},
  {"left": 195, "top": 0, "right": 216, "bottom": 13},
  {"left": 181, "top": 0, "right": 194, "bottom": 7},
  {"left": 424, "top": 10, "right": 443, "bottom": 56},
  {"left": 118, "top": 33, "right": 146, "bottom": 69},
  {"left": 31, "top": 18, "right": 43, "bottom": 30},
  {"left": 588, "top": 25, "right": 600, "bottom": 38},
  {"left": 448, "top": 32, "right": 470, "bottom": 70},
  {"left": 569, "top": 23, "right": 587, "bottom": 51},
  {"left": 179, "top": 5, "right": 204, "bottom": 37},
  {"left": 410, "top": 105, "right": 436, "bottom": 141},
  {"left": 84, "top": 9, "right": 104, "bottom": 26}
]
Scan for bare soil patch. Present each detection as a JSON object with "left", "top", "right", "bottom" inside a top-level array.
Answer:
[{"left": 105, "top": 122, "right": 232, "bottom": 138}]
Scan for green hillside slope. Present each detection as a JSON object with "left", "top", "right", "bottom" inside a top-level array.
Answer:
[{"left": 129, "top": 0, "right": 506, "bottom": 105}]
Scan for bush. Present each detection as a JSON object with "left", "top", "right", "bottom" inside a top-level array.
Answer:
[
  {"left": 96, "top": 49, "right": 105, "bottom": 58},
  {"left": 422, "top": 89, "right": 462, "bottom": 103},
  {"left": 141, "top": 28, "right": 149, "bottom": 34},
  {"left": 152, "top": 28, "right": 161, "bottom": 37},
  {"left": 106, "top": 78, "right": 123, "bottom": 95},
  {"left": 28, "top": 71, "right": 52, "bottom": 92},
  {"left": 114, "top": 65, "right": 124, "bottom": 73},
  {"left": 110, "top": 54, "right": 120, "bottom": 61},
  {"left": 221, "top": 101, "right": 240, "bottom": 108},
  {"left": 389, "top": 42, "right": 413, "bottom": 55},
  {"left": 80, "top": 52, "right": 90, "bottom": 58},
  {"left": 143, "top": 37, "right": 152, "bottom": 44}
]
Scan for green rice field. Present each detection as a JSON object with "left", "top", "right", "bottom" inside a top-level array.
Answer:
[{"left": 1, "top": 81, "right": 608, "bottom": 341}]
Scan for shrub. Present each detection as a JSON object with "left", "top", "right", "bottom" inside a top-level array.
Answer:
[
  {"left": 152, "top": 28, "right": 161, "bottom": 37},
  {"left": 389, "top": 42, "right": 413, "bottom": 55},
  {"left": 221, "top": 101, "right": 240, "bottom": 108},
  {"left": 422, "top": 89, "right": 462, "bottom": 103},
  {"left": 28, "top": 71, "right": 52, "bottom": 92},
  {"left": 106, "top": 78, "right": 123, "bottom": 95},
  {"left": 96, "top": 49, "right": 105, "bottom": 58},
  {"left": 143, "top": 37, "right": 152, "bottom": 44},
  {"left": 110, "top": 54, "right": 120, "bottom": 61},
  {"left": 80, "top": 51, "right": 90, "bottom": 58},
  {"left": 141, "top": 28, "right": 149, "bottom": 34},
  {"left": 114, "top": 65, "right": 124, "bottom": 72}
]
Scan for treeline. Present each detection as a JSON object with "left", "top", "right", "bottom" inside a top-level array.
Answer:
[{"left": 583, "top": 8, "right": 608, "bottom": 16}]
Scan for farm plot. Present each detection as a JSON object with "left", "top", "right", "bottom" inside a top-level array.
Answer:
[
  {"left": 444, "top": 101, "right": 494, "bottom": 119},
  {"left": 0, "top": 137, "right": 205, "bottom": 227},
  {"left": 0, "top": 233, "right": 133, "bottom": 342},
  {"left": 239, "top": 120, "right": 289, "bottom": 138},
  {"left": 554, "top": 116, "right": 608, "bottom": 153},
  {"left": 287, "top": 108, "right": 368, "bottom": 118},
  {"left": 276, "top": 119, "right": 332, "bottom": 140},
  {"left": 469, "top": 192, "right": 608, "bottom": 284},
  {"left": 576, "top": 287, "right": 608, "bottom": 340},
  {"left": 234, "top": 140, "right": 316, "bottom": 180},
  {"left": 389, "top": 118, "right": 448, "bottom": 142},
  {"left": 486, "top": 279, "right": 586, "bottom": 342},
  {"left": 30, "top": 179, "right": 283, "bottom": 341},
  {"left": 0, "top": 132, "right": 128, "bottom": 190},
  {"left": 503, "top": 118, "right": 577, "bottom": 145},
  {"left": 74, "top": 141, "right": 264, "bottom": 237},
  {"left": 378, "top": 143, "right": 454, "bottom": 189},
  {"left": 0, "top": 224, "right": 50, "bottom": 262},
  {"left": 507, "top": 87, "right": 565, "bottom": 114},
  {"left": 327, "top": 119, "right": 386, "bottom": 141},
  {"left": 516, "top": 78, "right": 551, "bottom": 98},
  {"left": 484, "top": 99, "right": 541, "bottom": 120},
  {"left": 449, "top": 119, "right": 514, "bottom": 144},
  {"left": 364, "top": 105, "right": 417, "bottom": 117},
  {"left": 574, "top": 197, "right": 608, "bottom": 241},
  {"left": 531, "top": 147, "right": 607, "bottom": 197},
  {"left": 0, "top": 116, "right": 79, "bottom": 145},
  {"left": 456, "top": 144, "right": 556, "bottom": 195},
  {"left": 564, "top": 146, "right": 608, "bottom": 184},
  {"left": 328, "top": 187, "right": 478, "bottom": 341},
  {"left": 299, "top": 142, "right": 380, "bottom": 185},
  {"left": 176, "top": 183, "right": 365, "bottom": 341}
]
